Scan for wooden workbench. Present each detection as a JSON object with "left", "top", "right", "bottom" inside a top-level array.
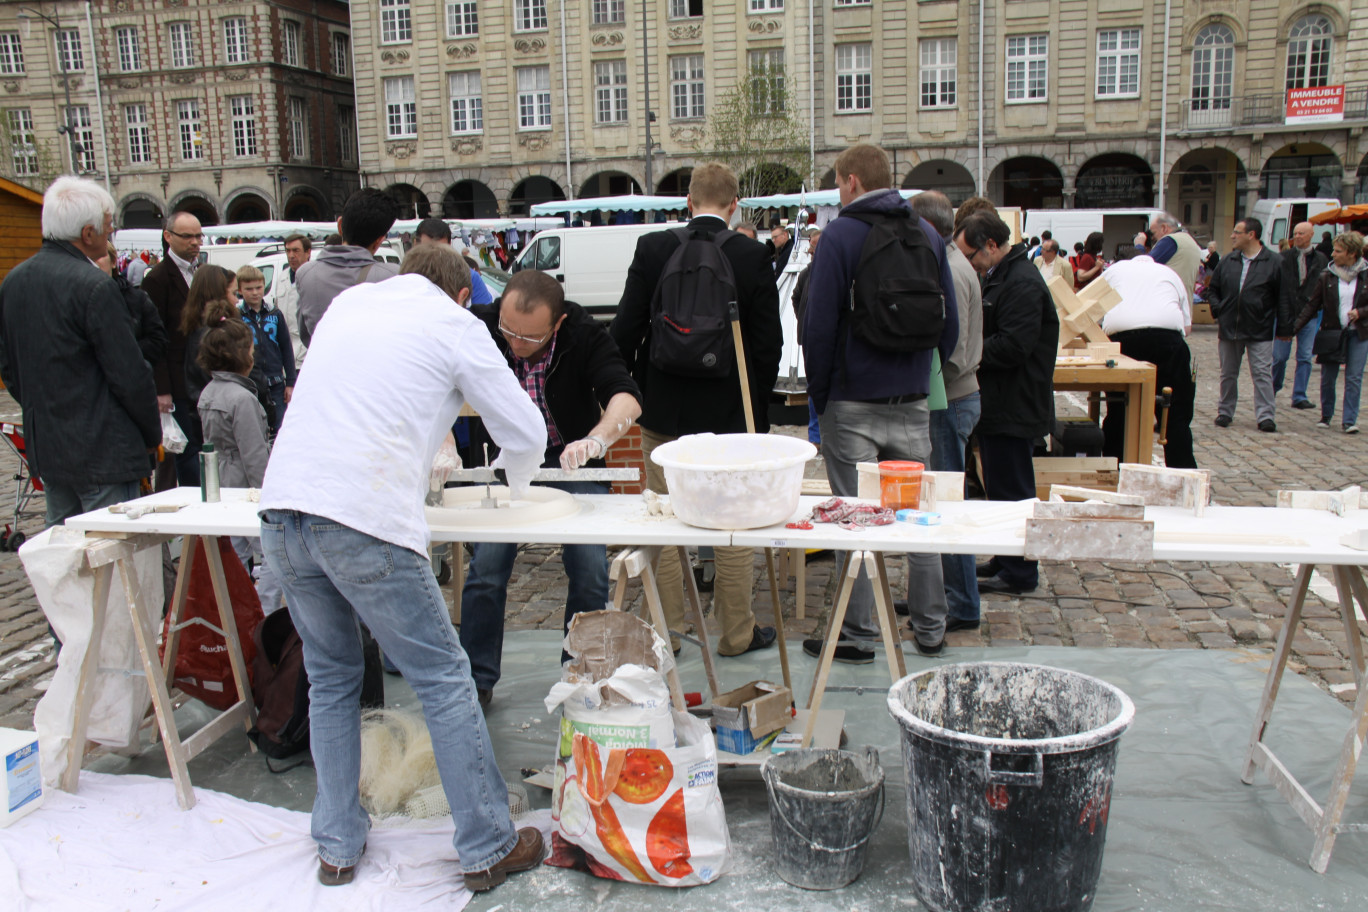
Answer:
[{"left": 1053, "top": 354, "right": 1157, "bottom": 466}]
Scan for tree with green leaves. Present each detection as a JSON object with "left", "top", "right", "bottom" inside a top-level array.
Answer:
[{"left": 704, "top": 63, "right": 810, "bottom": 202}]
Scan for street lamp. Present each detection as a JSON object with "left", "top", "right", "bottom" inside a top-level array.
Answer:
[{"left": 17, "top": 5, "right": 82, "bottom": 175}]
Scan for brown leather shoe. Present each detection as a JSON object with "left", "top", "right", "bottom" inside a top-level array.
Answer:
[
  {"left": 463, "top": 826, "right": 545, "bottom": 892},
  {"left": 318, "top": 856, "right": 359, "bottom": 886}
]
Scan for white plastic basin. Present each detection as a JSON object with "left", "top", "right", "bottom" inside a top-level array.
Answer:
[{"left": 649, "top": 433, "right": 817, "bottom": 530}]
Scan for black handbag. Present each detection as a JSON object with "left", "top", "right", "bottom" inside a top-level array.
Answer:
[{"left": 1313, "top": 328, "right": 1348, "bottom": 362}]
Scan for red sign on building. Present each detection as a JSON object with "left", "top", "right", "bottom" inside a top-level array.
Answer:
[{"left": 1286, "top": 85, "right": 1345, "bottom": 124}]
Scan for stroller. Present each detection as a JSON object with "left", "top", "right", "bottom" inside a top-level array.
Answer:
[{"left": 0, "top": 422, "right": 42, "bottom": 550}]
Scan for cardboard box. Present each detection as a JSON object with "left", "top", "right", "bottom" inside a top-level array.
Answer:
[{"left": 712, "top": 681, "right": 792, "bottom": 754}]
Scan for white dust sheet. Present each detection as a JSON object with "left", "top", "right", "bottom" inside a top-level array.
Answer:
[{"left": 0, "top": 771, "right": 498, "bottom": 912}]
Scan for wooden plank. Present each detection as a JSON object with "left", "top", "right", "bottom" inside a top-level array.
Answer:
[
  {"left": 1048, "top": 484, "right": 1144, "bottom": 505},
  {"left": 62, "top": 563, "right": 114, "bottom": 794},
  {"left": 802, "top": 552, "right": 860, "bottom": 748},
  {"left": 1023, "top": 517, "right": 1154, "bottom": 561},
  {"left": 637, "top": 557, "right": 688, "bottom": 713},
  {"left": 1250, "top": 742, "right": 1325, "bottom": 833},
  {"left": 1309, "top": 668, "right": 1368, "bottom": 872},
  {"left": 1242, "top": 564, "right": 1313, "bottom": 784},
  {"left": 201, "top": 539, "right": 258, "bottom": 735},
  {"left": 764, "top": 548, "right": 792, "bottom": 698},
  {"left": 181, "top": 702, "right": 253, "bottom": 761},
  {"left": 1034, "top": 501, "right": 1145, "bottom": 520},
  {"left": 677, "top": 544, "right": 721, "bottom": 701},
  {"left": 869, "top": 552, "right": 907, "bottom": 682}
]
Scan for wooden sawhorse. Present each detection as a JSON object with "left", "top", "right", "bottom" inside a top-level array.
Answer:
[
  {"left": 64, "top": 533, "right": 257, "bottom": 810},
  {"left": 1243, "top": 562, "right": 1368, "bottom": 871}
]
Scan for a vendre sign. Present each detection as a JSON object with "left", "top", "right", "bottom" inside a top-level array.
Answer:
[{"left": 1286, "top": 85, "right": 1345, "bottom": 124}]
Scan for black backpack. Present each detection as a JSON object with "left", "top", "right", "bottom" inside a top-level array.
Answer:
[
  {"left": 648, "top": 226, "right": 738, "bottom": 377},
  {"left": 845, "top": 210, "right": 946, "bottom": 352}
]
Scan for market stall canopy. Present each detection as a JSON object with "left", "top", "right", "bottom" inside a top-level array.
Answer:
[
  {"left": 1309, "top": 204, "right": 1368, "bottom": 225},
  {"left": 740, "top": 189, "right": 922, "bottom": 209},
  {"left": 388, "top": 217, "right": 562, "bottom": 236},
  {"left": 201, "top": 221, "right": 338, "bottom": 240},
  {"left": 529, "top": 195, "right": 688, "bottom": 216}
]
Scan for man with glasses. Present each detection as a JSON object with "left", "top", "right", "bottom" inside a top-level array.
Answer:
[
  {"left": 459, "top": 269, "right": 641, "bottom": 708},
  {"left": 143, "top": 210, "right": 205, "bottom": 486},
  {"left": 1207, "top": 217, "right": 1291, "bottom": 432}
]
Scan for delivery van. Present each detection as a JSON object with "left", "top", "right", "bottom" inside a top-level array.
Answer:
[
  {"left": 511, "top": 222, "right": 685, "bottom": 319},
  {"left": 1250, "top": 198, "right": 1340, "bottom": 247},
  {"left": 1023, "top": 208, "right": 1163, "bottom": 260}
]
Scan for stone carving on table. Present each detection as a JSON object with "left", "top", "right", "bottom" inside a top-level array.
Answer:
[
  {"left": 518, "top": 133, "right": 549, "bottom": 152},
  {"left": 514, "top": 37, "right": 547, "bottom": 54},
  {"left": 591, "top": 31, "right": 625, "bottom": 47},
  {"left": 446, "top": 43, "right": 478, "bottom": 60},
  {"left": 381, "top": 49, "right": 411, "bottom": 64},
  {"left": 386, "top": 141, "right": 416, "bottom": 160},
  {"left": 748, "top": 18, "right": 783, "bottom": 34},
  {"left": 668, "top": 24, "right": 702, "bottom": 41},
  {"left": 451, "top": 136, "right": 483, "bottom": 155}
]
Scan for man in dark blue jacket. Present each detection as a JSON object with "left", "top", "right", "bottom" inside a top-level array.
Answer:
[
  {"left": 801, "top": 143, "right": 959, "bottom": 663},
  {"left": 0, "top": 177, "right": 160, "bottom": 525}
]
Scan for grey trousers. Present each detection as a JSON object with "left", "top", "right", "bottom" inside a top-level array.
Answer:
[
  {"left": 1217, "top": 338, "right": 1276, "bottom": 424},
  {"left": 818, "top": 399, "right": 947, "bottom": 648}
]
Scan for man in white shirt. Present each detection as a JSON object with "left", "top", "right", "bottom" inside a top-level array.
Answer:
[
  {"left": 1101, "top": 253, "right": 1196, "bottom": 468},
  {"left": 273, "top": 233, "right": 311, "bottom": 370},
  {"left": 258, "top": 260, "right": 548, "bottom": 893}
]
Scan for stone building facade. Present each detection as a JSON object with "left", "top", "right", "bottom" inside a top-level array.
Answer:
[
  {"left": 0, "top": 0, "right": 359, "bottom": 228},
  {"left": 352, "top": 0, "right": 1368, "bottom": 244}
]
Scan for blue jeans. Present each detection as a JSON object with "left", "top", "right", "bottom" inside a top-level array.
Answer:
[
  {"left": 807, "top": 399, "right": 821, "bottom": 444},
  {"left": 928, "top": 393, "right": 981, "bottom": 622},
  {"left": 260, "top": 510, "right": 518, "bottom": 872},
  {"left": 44, "top": 479, "right": 143, "bottom": 528},
  {"left": 1320, "top": 333, "right": 1368, "bottom": 428},
  {"left": 1273, "top": 313, "right": 1321, "bottom": 403},
  {"left": 459, "top": 481, "right": 610, "bottom": 691}
]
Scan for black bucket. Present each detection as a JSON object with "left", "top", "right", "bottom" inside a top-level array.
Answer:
[
  {"left": 886, "top": 662, "right": 1135, "bottom": 912},
  {"left": 761, "top": 747, "right": 885, "bottom": 890}
]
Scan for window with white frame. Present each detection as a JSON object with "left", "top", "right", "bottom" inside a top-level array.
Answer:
[
  {"left": 289, "top": 97, "right": 308, "bottom": 158},
  {"left": 177, "top": 100, "right": 203, "bottom": 160},
  {"left": 229, "top": 95, "right": 257, "bottom": 156},
  {"left": 115, "top": 27, "right": 140, "bottom": 72},
  {"left": 670, "top": 54, "right": 704, "bottom": 118},
  {"left": 65, "top": 105, "right": 95, "bottom": 171},
  {"left": 594, "top": 60, "right": 628, "bottom": 124},
  {"left": 749, "top": 0, "right": 783, "bottom": 13},
  {"left": 515, "top": 0, "right": 547, "bottom": 32},
  {"left": 338, "top": 105, "right": 356, "bottom": 162},
  {"left": 1286, "top": 15, "right": 1332, "bottom": 90},
  {"left": 834, "top": 0, "right": 870, "bottom": 7},
  {"left": 446, "top": 1, "right": 479, "bottom": 37},
  {"left": 516, "top": 65, "right": 551, "bottom": 128},
  {"left": 919, "top": 37, "right": 956, "bottom": 108},
  {"left": 168, "top": 22, "right": 195, "bottom": 68},
  {"left": 0, "top": 34, "right": 23, "bottom": 76},
  {"left": 332, "top": 33, "right": 350, "bottom": 76},
  {"left": 592, "top": 0, "right": 625, "bottom": 25},
  {"left": 282, "top": 21, "right": 301, "bottom": 67},
  {"left": 748, "top": 47, "right": 784, "bottom": 115},
  {"left": 1191, "top": 23, "right": 1234, "bottom": 115},
  {"left": 668, "top": 0, "right": 703, "bottom": 20},
  {"left": 125, "top": 104, "right": 150, "bottom": 164},
  {"left": 6, "top": 109, "right": 36, "bottom": 176},
  {"left": 1096, "top": 28, "right": 1140, "bottom": 97},
  {"left": 384, "top": 75, "right": 417, "bottom": 137},
  {"left": 380, "top": 0, "right": 412, "bottom": 44},
  {"left": 223, "top": 18, "right": 248, "bottom": 64},
  {"left": 835, "top": 43, "right": 872, "bottom": 112},
  {"left": 1006, "top": 34, "right": 1047, "bottom": 102},
  {"left": 55, "top": 29, "right": 83, "bottom": 72},
  {"left": 449, "top": 71, "right": 483, "bottom": 133}
]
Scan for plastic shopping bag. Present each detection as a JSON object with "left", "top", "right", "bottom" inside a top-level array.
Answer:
[
  {"left": 161, "top": 411, "right": 188, "bottom": 454},
  {"left": 547, "top": 711, "right": 730, "bottom": 887},
  {"left": 544, "top": 663, "right": 676, "bottom": 750}
]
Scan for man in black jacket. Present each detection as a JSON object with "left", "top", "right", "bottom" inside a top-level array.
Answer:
[
  {"left": 1208, "top": 217, "right": 1291, "bottom": 432},
  {"left": 143, "top": 209, "right": 204, "bottom": 486},
  {"left": 461, "top": 269, "right": 642, "bottom": 706},
  {"left": 1273, "top": 221, "right": 1329, "bottom": 410},
  {"left": 610, "top": 161, "right": 783, "bottom": 657},
  {"left": 954, "top": 211, "right": 1059, "bottom": 594},
  {"left": 0, "top": 177, "right": 160, "bottom": 526}
]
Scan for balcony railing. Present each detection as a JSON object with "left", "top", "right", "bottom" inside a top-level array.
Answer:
[{"left": 1181, "top": 84, "right": 1368, "bottom": 131}]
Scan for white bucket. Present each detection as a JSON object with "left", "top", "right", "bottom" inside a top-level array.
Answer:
[
  {"left": 650, "top": 433, "right": 817, "bottom": 530},
  {"left": 1, "top": 728, "right": 44, "bottom": 827}
]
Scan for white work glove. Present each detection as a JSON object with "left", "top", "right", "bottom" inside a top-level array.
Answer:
[
  {"left": 429, "top": 433, "right": 462, "bottom": 493},
  {"left": 559, "top": 435, "right": 607, "bottom": 471},
  {"left": 491, "top": 448, "right": 538, "bottom": 502}
]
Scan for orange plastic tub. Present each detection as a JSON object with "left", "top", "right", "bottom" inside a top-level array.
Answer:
[{"left": 879, "top": 461, "right": 924, "bottom": 511}]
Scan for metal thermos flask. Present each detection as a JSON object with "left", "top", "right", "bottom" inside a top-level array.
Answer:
[{"left": 200, "top": 444, "right": 220, "bottom": 503}]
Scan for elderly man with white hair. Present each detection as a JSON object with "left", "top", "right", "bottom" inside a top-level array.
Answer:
[{"left": 0, "top": 176, "right": 160, "bottom": 526}]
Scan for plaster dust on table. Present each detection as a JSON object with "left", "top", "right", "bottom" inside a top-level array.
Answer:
[{"left": 425, "top": 485, "right": 581, "bottom": 528}]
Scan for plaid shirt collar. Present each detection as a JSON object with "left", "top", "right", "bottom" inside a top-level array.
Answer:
[{"left": 512, "top": 333, "right": 561, "bottom": 447}]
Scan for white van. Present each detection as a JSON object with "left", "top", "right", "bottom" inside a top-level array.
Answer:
[
  {"left": 1249, "top": 198, "right": 1340, "bottom": 248},
  {"left": 248, "top": 241, "right": 404, "bottom": 308},
  {"left": 1023, "top": 208, "right": 1163, "bottom": 260},
  {"left": 511, "top": 222, "right": 685, "bottom": 319}
]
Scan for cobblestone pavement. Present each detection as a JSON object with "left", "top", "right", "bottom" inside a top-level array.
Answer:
[{"left": 4, "top": 322, "right": 1368, "bottom": 730}]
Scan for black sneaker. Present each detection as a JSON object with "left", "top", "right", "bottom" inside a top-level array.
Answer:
[
  {"left": 945, "top": 616, "right": 981, "bottom": 632},
  {"left": 1258, "top": 419, "right": 1277, "bottom": 433},
  {"left": 1214, "top": 415, "right": 1232, "bottom": 428},
  {"left": 914, "top": 638, "right": 944, "bottom": 657},
  {"left": 1293, "top": 399, "right": 1316, "bottom": 410},
  {"left": 802, "top": 638, "right": 875, "bottom": 665}
]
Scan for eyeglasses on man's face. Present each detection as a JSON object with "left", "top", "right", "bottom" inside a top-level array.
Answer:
[
  {"left": 167, "top": 230, "right": 205, "bottom": 241},
  {"left": 498, "top": 320, "right": 554, "bottom": 346}
]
